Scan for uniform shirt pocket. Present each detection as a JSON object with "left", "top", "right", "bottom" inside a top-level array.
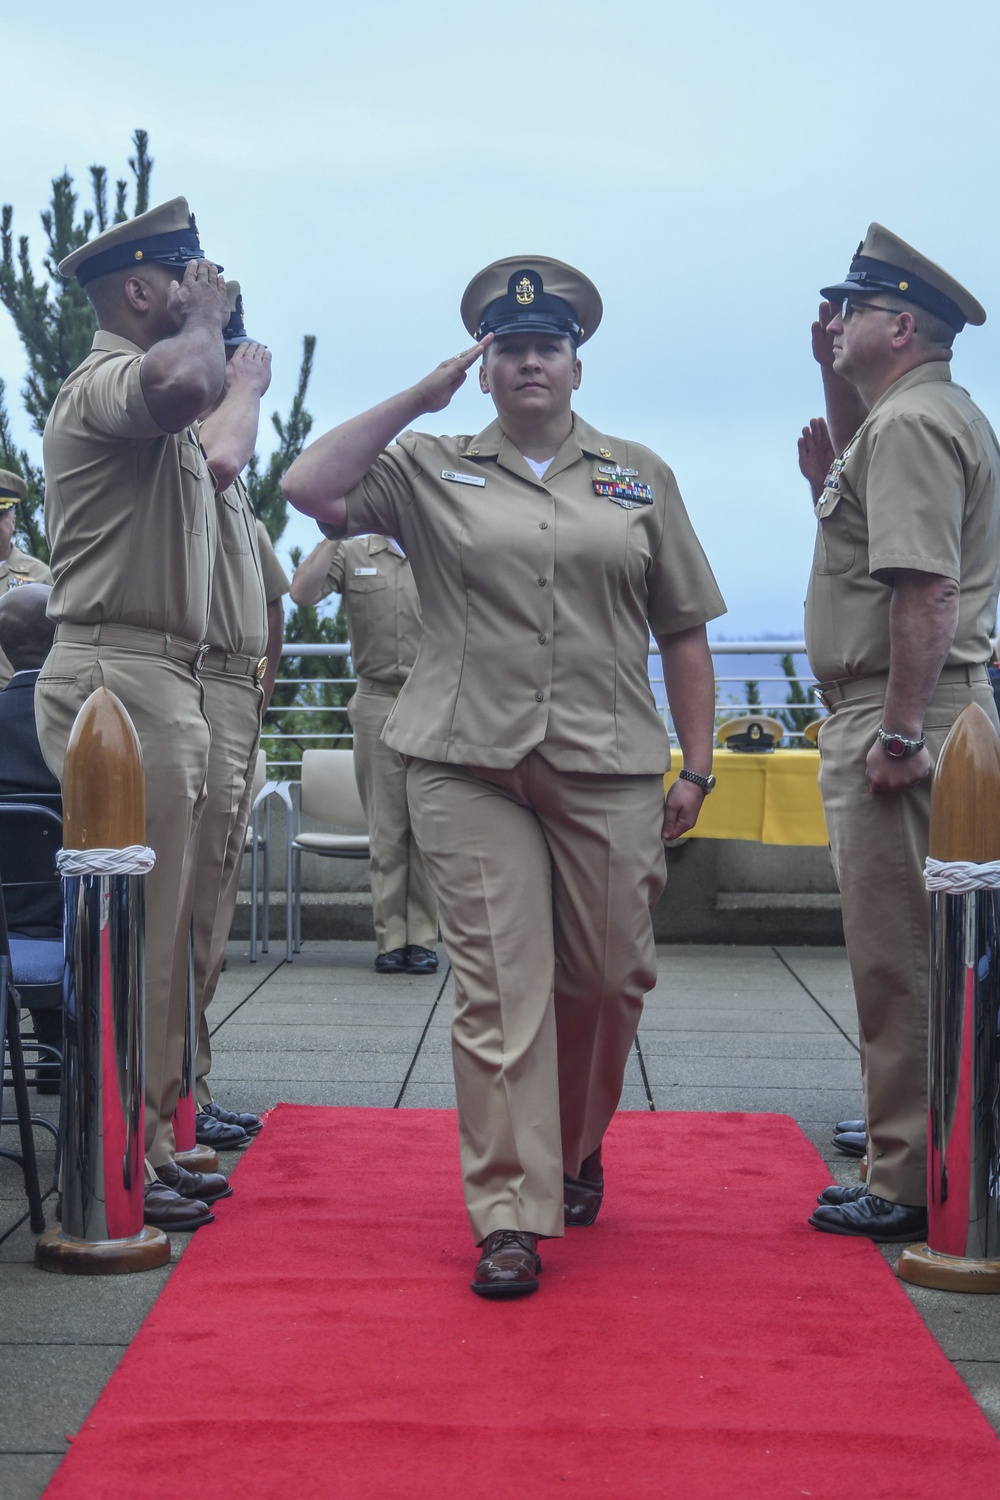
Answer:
[
  {"left": 813, "top": 487, "right": 856, "bottom": 576},
  {"left": 178, "top": 441, "right": 208, "bottom": 536},
  {"left": 220, "top": 490, "right": 249, "bottom": 554}
]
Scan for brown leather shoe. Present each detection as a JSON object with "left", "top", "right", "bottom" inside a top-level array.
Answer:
[
  {"left": 471, "top": 1231, "right": 541, "bottom": 1298},
  {"left": 156, "top": 1160, "right": 232, "bottom": 1204},
  {"left": 143, "top": 1182, "right": 215, "bottom": 1232},
  {"left": 564, "top": 1145, "right": 604, "bottom": 1227}
]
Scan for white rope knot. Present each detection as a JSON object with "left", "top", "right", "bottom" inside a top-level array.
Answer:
[
  {"left": 56, "top": 845, "right": 157, "bottom": 877},
  {"left": 924, "top": 856, "right": 1000, "bottom": 893}
]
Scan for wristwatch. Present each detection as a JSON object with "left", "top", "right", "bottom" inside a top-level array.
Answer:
[
  {"left": 678, "top": 768, "right": 717, "bottom": 793},
  {"left": 877, "top": 726, "right": 926, "bottom": 759}
]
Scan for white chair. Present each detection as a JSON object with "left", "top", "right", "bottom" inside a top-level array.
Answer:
[
  {"left": 285, "top": 749, "right": 370, "bottom": 960},
  {"left": 246, "top": 750, "right": 275, "bottom": 963}
]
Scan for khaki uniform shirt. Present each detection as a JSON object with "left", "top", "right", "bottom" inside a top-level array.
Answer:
[
  {"left": 325, "top": 413, "right": 725, "bottom": 772},
  {"left": 0, "top": 545, "right": 53, "bottom": 686},
  {"left": 256, "top": 520, "right": 290, "bottom": 605},
  {"left": 206, "top": 476, "right": 267, "bottom": 656},
  {"left": 42, "top": 331, "right": 214, "bottom": 641},
  {"left": 314, "top": 535, "right": 421, "bottom": 689},
  {"left": 806, "top": 363, "right": 1000, "bottom": 682}
]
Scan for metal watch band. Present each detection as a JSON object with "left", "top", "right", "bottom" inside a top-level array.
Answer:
[
  {"left": 678, "top": 768, "right": 716, "bottom": 793},
  {"left": 877, "top": 726, "right": 926, "bottom": 759}
]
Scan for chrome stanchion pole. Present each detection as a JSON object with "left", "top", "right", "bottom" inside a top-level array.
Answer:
[
  {"left": 35, "top": 687, "right": 169, "bottom": 1274},
  {"left": 900, "top": 702, "right": 1000, "bottom": 1293}
]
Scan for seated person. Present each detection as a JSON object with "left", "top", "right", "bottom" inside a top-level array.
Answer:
[{"left": 0, "top": 583, "right": 62, "bottom": 1087}]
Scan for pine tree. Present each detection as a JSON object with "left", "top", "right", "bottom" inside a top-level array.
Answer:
[{"left": 244, "top": 335, "right": 316, "bottom": 544}]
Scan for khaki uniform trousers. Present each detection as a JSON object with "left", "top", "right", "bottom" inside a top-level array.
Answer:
[
  {"left": 192, "top": 670, "right": 263, "bottom": 1106},
  {"left": 406, "top": 752, "right": 666, "bottom": 1243},
  {"left": 818, "top": 667, "right": 998, "bottom": 1206},
  {"left": 348, "top": 684, "right": 437, "bottom": 953},
  {"left": 34, "top": 639, "right": 211, "bottom": 1167}
]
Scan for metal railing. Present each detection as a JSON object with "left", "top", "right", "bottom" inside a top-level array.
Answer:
[{"left": 261, "top": 640, "right": 819, "bottom": 776}]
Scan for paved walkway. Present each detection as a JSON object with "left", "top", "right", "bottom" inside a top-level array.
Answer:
[{"left": 3, "top": 942, "right": 999, "bottom": 1496}]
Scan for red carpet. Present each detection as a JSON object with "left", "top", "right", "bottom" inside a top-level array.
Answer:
[{"left": 44, "top": 1107, "right": 1000, "bottom": 1499}]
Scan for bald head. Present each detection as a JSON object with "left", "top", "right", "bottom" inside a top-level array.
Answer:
[{"left": 0, "top": 584, "right": 55, "bottom": 673}]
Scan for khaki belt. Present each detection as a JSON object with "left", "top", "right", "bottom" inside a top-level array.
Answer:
[
  {"left": 355, "top": 674, "right": 404, "bottom": 698},
  {"left": 814, "top": 662, "right": 989, "bottom": 710},
  {"left": 54, "top": 622, "right": 210, "bottom": 670},
  {"left": 201, "top": 647, "right": 268, "bottom": 683}
]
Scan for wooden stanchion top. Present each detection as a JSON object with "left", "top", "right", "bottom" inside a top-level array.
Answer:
[
  {"left": 62, "top": 687, "right": 145, "bottom": 850},
  {"left": 929, "top": 701, "right": 1000, "bottom": 862}
]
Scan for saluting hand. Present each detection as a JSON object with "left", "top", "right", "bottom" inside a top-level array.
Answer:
[
  {"left": 797, "top": 417, "right": 835, "bottom": 502},
  {"left": 167, "top": 258, "right": 230, "bottom": 332},
  {"left": 413, "top": 335, "right": 494, "bottom": 413},
  {"left": 225, "top": 341, "right": 272, "bottom": 398},
  {"left": 809, "top": 301, "right": 838, "bottom": 371}
]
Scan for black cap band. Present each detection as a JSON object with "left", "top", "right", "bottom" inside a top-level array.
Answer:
[
  {"left": 821, "top": 255, "right": 966, "bottom": 331},
  {"left": 75, "top": 227, "right": 217, "bottom": 286},
  {"left": 476, "top": 289, "right": 582, "bottom": 343}
]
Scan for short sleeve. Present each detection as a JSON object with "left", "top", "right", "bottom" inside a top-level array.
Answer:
[
  {"left": 339, "top": 435, "right": 423, "bottom": 538},
  {"left": 866, "top": 413, "right": 964, "bottom": 581},
  {"left": 255, "top": 521, "right": 291, "bottom": 603},
  {"left": 72, "top": 351, "right": 165, "bottom": 441},
  {"left": 646, "top": 464, "right": 727, "bottom": 636}
]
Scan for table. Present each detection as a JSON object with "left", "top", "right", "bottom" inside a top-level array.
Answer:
[{"left": 664, "top": 749, "right": 828, "bottom": 846}]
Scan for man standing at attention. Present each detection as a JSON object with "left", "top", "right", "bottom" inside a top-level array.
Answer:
[
  {"left": 290, "top": 531, "right": 438, "bottom": 975},
  {"left": 36, "top": 198, "right": 232, "bottom": 1232},
  {"left": 0, "top": 471, "right": 52, "bottom": 688},
  {"left": 800, "top": 225, "right": 1000, "bottom": 1242}
]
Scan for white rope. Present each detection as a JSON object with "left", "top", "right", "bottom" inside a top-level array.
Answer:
[
  {"left": 56, "top": 845, "right": 157, "bottom": 877},
  {"left": 924, "top": 856, "right": 1000, "bottom": 893}
]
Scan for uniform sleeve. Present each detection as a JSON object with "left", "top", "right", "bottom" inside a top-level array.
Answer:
[
  {"left": 865, "top": 412, "right": 965, "bottom": 582},
  {"left": 325, "top": 542, "right": 346, "bottom": 595},
  {"left": 646, "top": 464, "right": 727, "bottom": 636},
  {"left": 254, "top": 520, "right": 291, "bottom": 603},
  {"left": 72, "top": 352, "right": 165, "bottom": 441},
  {"left": 333, "top": 433, "right": 423, "bottom": 539}
]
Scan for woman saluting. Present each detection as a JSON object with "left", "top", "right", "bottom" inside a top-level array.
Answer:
[{"left": 283, "top": 257, "right": 725, "bottom": 1297}]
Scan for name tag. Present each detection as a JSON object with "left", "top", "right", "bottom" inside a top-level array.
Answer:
[
  {"left": 441, "top": 469, "right": 486, "bottom": 487},
  {"left": 354, "top": 567, "right": 378, "bottom": 575}
]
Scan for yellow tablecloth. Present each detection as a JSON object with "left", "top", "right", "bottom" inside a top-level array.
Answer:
[{"left": 664, "top": 749, "right": 828, "bottom": 846}]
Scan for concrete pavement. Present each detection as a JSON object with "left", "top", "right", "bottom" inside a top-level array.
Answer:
[{"left": 2, "top": 941, "right": 998, "bottom": 1496}]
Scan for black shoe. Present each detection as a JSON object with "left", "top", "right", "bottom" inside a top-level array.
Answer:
[
  {"left": 374, "top": 947, "right": 408, "bottom": 974},
  {"left": 809, "top": 1193, "right": 927, "bottom": 1242},
  {"left": 195, "top": 1112, "right": 251, "bottom": 1150},
  {"left": 143, "top": 1182, "right": 214, "bottom": 1232},
  {"left": 835, "top": 1119, "right": 865, "bottom": 1135},
  {"left": 202, "top": 1099, "right": 262, "bottom": 1136},
  {"left": 404, "top": 945, "right": 439, "bottom": 975},
  {"left": 564, "top": 1146, "right": 604, "bottom": 1227},
  {"left": 471, "top": 1231, "right": 541, "bottom": 1298},
  {"left": 833, "top": 1130, "right": 867, "bottom": 1158},
  {"left": 817, "top": 1183, "right": 869, "bottom": 1206},
  {"left": 156, "top": 1160, "right": 232, "bottom": 1204}
]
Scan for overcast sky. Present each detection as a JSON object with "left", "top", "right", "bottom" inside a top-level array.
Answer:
[{"left": 5, "top": 0, "right": 1000, "bottom": 638}]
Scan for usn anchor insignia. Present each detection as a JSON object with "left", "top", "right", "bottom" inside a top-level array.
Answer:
[
  {"left": 593, "top": 465, "right": 652, "bottom": 509},
  {"left": 515, "top": 276, "right": 535, "bottom": 305}
]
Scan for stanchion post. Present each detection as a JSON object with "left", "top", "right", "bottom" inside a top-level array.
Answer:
[
  {"left": 35, "top": 687, "right": 170, "bottom": 1274},
  {"left": 899, "top": 701, "right": 1000, "bottom": 1293}
]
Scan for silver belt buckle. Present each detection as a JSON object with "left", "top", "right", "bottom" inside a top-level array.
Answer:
[
  {"left": 194, "top": 641, "right": 210, "bottom": 671},
  {"left": 813, "top": 686, "right": 831, "bottom": 710}
]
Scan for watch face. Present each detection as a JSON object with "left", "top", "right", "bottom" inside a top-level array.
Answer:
[{"left": 883, "top": 735, "right": 907, "bottom": 758}]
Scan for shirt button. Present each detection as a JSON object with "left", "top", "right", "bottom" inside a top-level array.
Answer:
[
  {"left": 539, "top": 521, "right": 548, "bottom": 530},
  {"left": 534, "top": 691, "right": 544, "bottom": 702},
  {"left": 537, "top": 634, "right": 547, "bottom": 644},
  {"left": 537, "top": 576, "right": 547, "bottom": 587}
]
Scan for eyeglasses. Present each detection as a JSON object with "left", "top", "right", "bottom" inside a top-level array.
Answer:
[{"left": 840, "top": 297, "right": 901, "bottom": 321}]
